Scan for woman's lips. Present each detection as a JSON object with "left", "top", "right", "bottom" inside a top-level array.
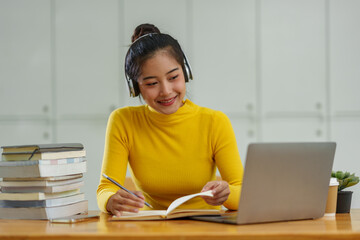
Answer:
[{"left": 157, "top": 96, "right": 177, "bottom": 106}]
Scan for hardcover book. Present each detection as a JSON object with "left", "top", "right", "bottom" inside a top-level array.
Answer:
[
  {"left": 0, "top": 193, "right": 85, "bottom": 208},
  {"left": 1, "top": 143, "right": 83, "bottom": 153},
  {"left": 3, "top": 174, "right": 83, "bottom": 182},
  {"left": 0, "top": 181, "right": 84, "bottom": 193},
  {"left": 0, "top": 200, "right": 88, "bottom": 220},
  {"left": 0, "top": 161, "right": 87, "bottom": 178},
  {"left": 0, "top": 157, "right": 85, "bottom": 166},
  {"left": 0, "top": 177, "right": 83, "bottom": 187},
  {"left": 1, "top": 150, "right": 86, "bottom": 161},
  {"left": 0, "top": 189, "right": 81, "bottom": 201}
]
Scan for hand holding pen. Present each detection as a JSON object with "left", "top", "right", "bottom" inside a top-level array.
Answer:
[{"left": 102, "top": 173, "right": 153, "bottom": 217}]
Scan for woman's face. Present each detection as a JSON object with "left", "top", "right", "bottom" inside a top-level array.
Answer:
[{"left": 138, "top": 50, "right": 186, "bottom": 115}]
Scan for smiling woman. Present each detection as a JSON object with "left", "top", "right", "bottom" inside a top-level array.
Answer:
[{"left": 96, "top": 23, "right": 244, "bottom": 217}]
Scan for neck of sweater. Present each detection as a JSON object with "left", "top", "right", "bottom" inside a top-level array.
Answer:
[{"left": 145, "top": 99, "right": 198, "bottom": 124}]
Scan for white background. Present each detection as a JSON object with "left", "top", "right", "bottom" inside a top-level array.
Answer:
[{"left": 0, "top": 0, "right": 359, "bottom": 211}]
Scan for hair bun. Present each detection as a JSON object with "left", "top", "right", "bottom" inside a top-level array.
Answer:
[{"left": 131, "top": 23, "right": 161, "bottom": 43}]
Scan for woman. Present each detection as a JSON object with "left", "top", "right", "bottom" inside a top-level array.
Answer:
[{"left": 97, "top": 23, "right": 243, "bottom": 217}]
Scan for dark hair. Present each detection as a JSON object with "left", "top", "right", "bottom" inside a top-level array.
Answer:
[
  {"left": 125, "top": 23, "right": 188, "bottom": 96},
  {"left": 131, "top": 23, "right": 161, "bottom": 43}
]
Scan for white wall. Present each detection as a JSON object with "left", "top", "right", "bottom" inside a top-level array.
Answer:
[{"left": 0, "top": 0, "right": 359, "bottom": 210}]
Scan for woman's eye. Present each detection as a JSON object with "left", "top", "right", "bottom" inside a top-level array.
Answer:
[
  {"left": 146, "top": 82, "right": 157, "bottom": 86},
  {"left": 169, "top": 75, "right": 178, "bottom": 80}
]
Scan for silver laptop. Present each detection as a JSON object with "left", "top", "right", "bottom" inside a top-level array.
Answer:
[{"left": 191, "top": 142, "right": 336, "bottom": 224}]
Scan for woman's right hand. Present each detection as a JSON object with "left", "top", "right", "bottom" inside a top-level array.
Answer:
[{"left": 106, "top": 190, "right": 145, "bottom": 217}]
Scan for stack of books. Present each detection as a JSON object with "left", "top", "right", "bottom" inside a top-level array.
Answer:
[{"left": 0, "top": 143, "right": 88, "bottom": 219}]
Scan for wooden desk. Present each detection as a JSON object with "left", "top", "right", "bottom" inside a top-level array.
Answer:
[{"left": 0, "top": 209, "right": 359, "bottom": 240}]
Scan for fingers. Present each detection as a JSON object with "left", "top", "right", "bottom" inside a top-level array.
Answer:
[
  {"left": 201, "top": 180, "right": 230, "bottom": 206},
  {"left": 113, "top": 209, "right": 122, "bottom": 218},
  {"left": 106, "top": 189, "right": 145, "bottom": 216},
  {"left": 201, "top": 181, "right": 219, "bottom": 193},
  {"left": 133, "top": 191, "right": 145, "bottom": 200}
]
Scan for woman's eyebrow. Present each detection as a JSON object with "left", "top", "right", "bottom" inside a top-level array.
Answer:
[
  {"left": 142, "top": 67, "right": 179, "bottom": 81},
  {"left": 166, "top": 67, "right": 179, "bottom": 75},
  {"left": 142, "top": 76, "right": 156, "bottom": 81}
]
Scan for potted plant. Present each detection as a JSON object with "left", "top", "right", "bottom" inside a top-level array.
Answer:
[{"left": 332, "top": 171, "right": 359, "bottom": 213}]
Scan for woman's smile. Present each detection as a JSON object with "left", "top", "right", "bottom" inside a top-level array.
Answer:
[{"left": 157, "top": 96, "right": 177, "bottom": 106}]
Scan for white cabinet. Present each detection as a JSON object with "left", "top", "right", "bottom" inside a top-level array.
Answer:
[
  {"left": 122, "top": 0, "right": 188, "bottom": 46},
  {"left": 261, "top": 0, "right": 326, "bottom": 114},
  {"left": 331, "top": 119, "right": 360, "bottom": 208},
  {"left": 192, "top": 0, "right": 256, "bottom": 114},
  {"left": 260, "top": 0, "right": 327, "bottom": 141},
  {"left": 262, "top": 118, "right": 326, "bottom": 142},
  {"left": 330, "top": 0, "right": 360, "bottom": 114},
  {"left": 231, "top": 118, "right": 257, "bottom": 164},
  {"left": 0, "top": 0, "right": 51, "bottom": 117},
  {"left": 121, "top": 0, "right": 189, "bottom": 107},
  {"left": 55, "top": 0, "right": 120, "bottom": 118},
  {"left": 329, "top": 0, "right": 360, "bottom": 209},
  {"left": 0, "top": 121, "right": 52, "bottom": 146},
  {"left": 192, "top": 0, "right": 257, "bottom": 152},
  {"left": 56, "top": 119, "right": 108, "bottom": 210}
]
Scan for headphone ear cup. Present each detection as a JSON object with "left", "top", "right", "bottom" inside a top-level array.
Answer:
[
  {"left": 185, "top": 64, "right": 192, "bottom": 82},
  {"left": 133, "top": 80, "right": 140, "bottom": 97},
  {"left": 182, "top": 52, "right": 193, "bottom": 82},
  {"left": 126, "top": 74, "right": 139, "bottom": 97},
  {"left": 183, "top": 65, "right": 189, "bottom": 82}
]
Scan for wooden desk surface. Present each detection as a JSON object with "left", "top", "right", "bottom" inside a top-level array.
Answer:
[{"left": 0, "top": 209, "right": 359, "bottom": 240}]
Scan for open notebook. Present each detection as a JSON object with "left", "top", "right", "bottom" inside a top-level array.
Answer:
[{"left": 111, "top": 190, "right": 221, "bottom": 220}]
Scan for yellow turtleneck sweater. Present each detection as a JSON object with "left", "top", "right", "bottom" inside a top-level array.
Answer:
[{"left": 97, "top": 99, "right": 243, "bottom": 212}]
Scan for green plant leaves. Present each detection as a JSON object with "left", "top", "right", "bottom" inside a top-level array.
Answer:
[
  {"left": 332, "top": 170, "right": 359, "bottom": 191},
  {"left": 335, "top": 171, "right": 345, "bottom": 179}
]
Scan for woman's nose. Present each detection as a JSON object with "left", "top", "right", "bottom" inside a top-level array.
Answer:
[{"left": 160, "top": 82, "right": 171, "bottom": 95}]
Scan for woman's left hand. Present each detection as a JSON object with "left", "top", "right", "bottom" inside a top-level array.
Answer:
[{"left": 201, "top": 180, "right": 230, "bottom": 206}]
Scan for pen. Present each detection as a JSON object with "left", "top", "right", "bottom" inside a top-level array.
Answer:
[{"left": 102, "top": 173, "right": 153, "bottom": 209}]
